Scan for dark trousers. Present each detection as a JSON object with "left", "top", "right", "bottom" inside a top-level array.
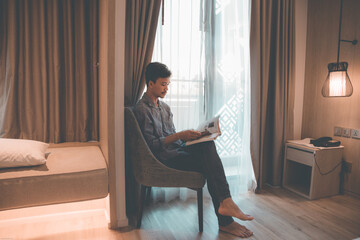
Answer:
[{"left": 163, "top": 141, "right": 234, "bottom": 227}]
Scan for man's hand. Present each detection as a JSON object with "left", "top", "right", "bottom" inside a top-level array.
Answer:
[
  {"left": 164, "top": 130, "right": 201, "bottom": 146},
  {"left": 177, "top": 130, "right": 202, "bottom": 142}
]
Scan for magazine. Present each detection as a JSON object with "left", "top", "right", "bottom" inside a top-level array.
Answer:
[{"left": 185, "top": 116, "right": 221, "bottom": 146}]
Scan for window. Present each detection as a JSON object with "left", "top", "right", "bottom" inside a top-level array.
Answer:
[{"left": 152, "top": 0, "right": 256, "bottom": 195}]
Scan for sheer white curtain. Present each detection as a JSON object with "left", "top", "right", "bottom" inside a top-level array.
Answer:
[
  {"left": 208, "top": 0, "right": 257, "bottom": 196},
  {"left": 152, "top": 0, "right": 205, "bottom": 131},
  {"left": 151, "top": 0, "right": 256, "bottom": 202}
]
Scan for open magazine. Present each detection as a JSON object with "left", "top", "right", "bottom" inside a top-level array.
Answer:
[{"left": 185, "top": 116, "right": 221, "bottom": 146}]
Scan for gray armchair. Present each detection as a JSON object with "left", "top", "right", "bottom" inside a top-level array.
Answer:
[{"left": 124, "top": 107, "right": 206, "bottom": 232}]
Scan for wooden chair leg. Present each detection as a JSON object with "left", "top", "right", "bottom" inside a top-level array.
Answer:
[
  {"left": 137, "top": 185, "right": 147, "bottom": 228},
  {"left": 197, "top": 188, "right": 203, "bottom": 232}
]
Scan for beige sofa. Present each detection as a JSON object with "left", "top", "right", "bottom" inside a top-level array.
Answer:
[{"left": 0, "top": 144, "right": 108, "bottom": 211}]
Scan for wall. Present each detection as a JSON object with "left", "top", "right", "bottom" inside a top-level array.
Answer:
[
  {"left": 99, "top": 0, "right": 128, "bottom": 228},
  {"left": 99, "top": 0, "right": 109, "bottom": 166},
  {"left": 293, "top": 0, "right": 308, "bottom": 140},
  {"left": 302, "top": 0, "right": 360, "bottom": 195},
  {"left": 113, "top": 0, "right": 128, "bottom": 228},
  {"left": 99, "top": 0, "right": 111, "bottom": 225}
]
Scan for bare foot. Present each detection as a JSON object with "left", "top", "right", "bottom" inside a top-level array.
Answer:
[
  {"left": 218, "top": 198, "right": 254, "bottom": 221},
  {"left": 219, "top": 221, "right": 253, "bottom": 238}
]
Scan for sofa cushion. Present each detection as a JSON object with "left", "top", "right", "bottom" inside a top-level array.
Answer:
[{"left": 0, "top": 146, "right": 108, "bottom": 210}]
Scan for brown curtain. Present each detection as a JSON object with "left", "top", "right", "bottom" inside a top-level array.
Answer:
[
  {"left": 0, "top": 0, "right": 98, "bottom": 143},
  {"left": 124, "top": 0, "right": 161, "bottom": 106},
  {"left": 250, "top": 0, "right": 295, "bottom": 189},
  {"left": 123, "top": 0, "right": 161, "bottom": 226}
]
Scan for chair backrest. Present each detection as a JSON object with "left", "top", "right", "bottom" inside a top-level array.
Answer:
[{"left": 125, "top": 107, "right": 156, "bottom": 183}]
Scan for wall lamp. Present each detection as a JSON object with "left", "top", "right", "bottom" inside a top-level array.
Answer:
[{"left": 322, "top": 0, "right": 357, "bottom": 97}]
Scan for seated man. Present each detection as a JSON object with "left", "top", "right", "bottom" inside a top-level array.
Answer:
[{"left": 134, "top": 62, "right": 254, "bottom": 238}]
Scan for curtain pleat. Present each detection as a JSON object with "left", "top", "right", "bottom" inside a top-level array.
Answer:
[
  {"left": 0, "top": 0, "right": 98, "bottom": 143},
  {"left": 250, "top": 0, "right": 295, "bottom": 188},
  {"left": 124, "top": 0, "right": 161, "bottom": 106}
]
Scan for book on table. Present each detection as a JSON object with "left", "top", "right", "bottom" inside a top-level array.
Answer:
[{"left": 185, "top": 116, "right": 221, "bottom": 146}]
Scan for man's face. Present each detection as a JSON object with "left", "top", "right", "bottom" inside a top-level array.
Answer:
[{"left": 148, "top": 77, "right": 170, "bottom": 99}]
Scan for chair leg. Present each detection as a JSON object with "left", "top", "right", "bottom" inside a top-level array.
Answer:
[
  {"left": 145, "top": 186, "right": 152, "bottom": 205},
  {"left": 137, "top": 185, "right": 147, "bottom": 228},
  {"left": 197, "top": 188, "right": 203, "bottom": 232}
]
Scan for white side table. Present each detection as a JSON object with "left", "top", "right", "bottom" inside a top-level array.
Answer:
[{"left": 282, "top": 142, "right": 343, "bottom": 200}]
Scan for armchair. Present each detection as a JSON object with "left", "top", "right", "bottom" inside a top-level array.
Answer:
[{"left": 124, "top": 107, "right": 206, "bottom": 232}]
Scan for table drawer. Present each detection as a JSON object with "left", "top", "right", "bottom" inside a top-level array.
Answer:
[{"left": 286, "top": 147, "right": 314, "bottom": 166}]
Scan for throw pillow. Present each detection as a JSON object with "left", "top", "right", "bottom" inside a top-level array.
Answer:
[{"left": 0, "top": 138, "right": 49, "bottom": 168}]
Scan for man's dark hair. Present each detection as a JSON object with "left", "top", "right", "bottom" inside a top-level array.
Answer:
[{"left": 145, "top": 62, "right": 172, "bottom": 86}]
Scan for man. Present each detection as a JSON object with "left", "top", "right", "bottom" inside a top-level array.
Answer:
[{"left": 134, "top": 62, "right": 254, "bottom": 238}]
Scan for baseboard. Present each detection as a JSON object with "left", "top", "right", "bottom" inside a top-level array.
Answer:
[
  {"left": 344, "top": 190, "right": 360, "bottom": 199},
  {"left": 265, "top": 183, "right": 282, "bottom": 188},
  {"left": 108, "top": 217, "right": 129, "bottom": 229},
  {"left": 117, "top": 218, "right": 129, "bottom": 227}
]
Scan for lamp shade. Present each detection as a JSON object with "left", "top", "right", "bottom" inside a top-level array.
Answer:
[{"left": 322, "top": 62, "right": 353, "bottom": 97}]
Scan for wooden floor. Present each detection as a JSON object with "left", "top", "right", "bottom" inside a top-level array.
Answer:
[{"left": 0, "top": 187, "right": 359, "bottom": 240}]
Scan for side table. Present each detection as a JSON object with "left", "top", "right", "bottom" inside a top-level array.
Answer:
[{"left": 282, "top": 142, "right": 343, "bottom": 200}]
